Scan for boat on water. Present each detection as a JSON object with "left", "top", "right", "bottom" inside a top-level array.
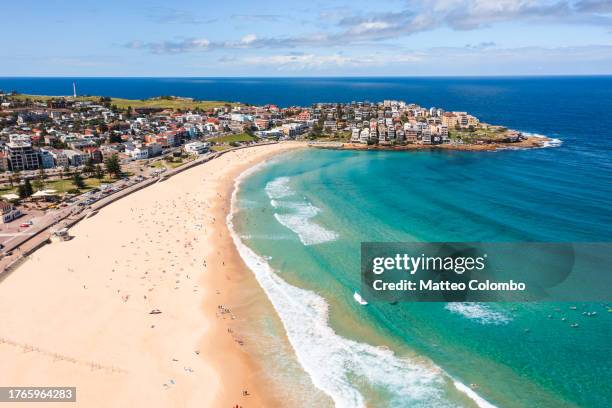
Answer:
[{"left": 353, "top": 291, "right": 368, "bottom": 305}]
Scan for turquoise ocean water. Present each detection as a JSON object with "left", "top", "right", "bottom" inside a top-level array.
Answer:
[{"left": 230, "top": 145, "right": 611, "bottom": 408}]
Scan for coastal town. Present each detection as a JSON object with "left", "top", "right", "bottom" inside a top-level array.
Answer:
[
  {"left": 0, "top": 90, "right": 546, "bottom": 267},
  {"left": 0, "top": 91, "right": 542, "bottom": 174}
]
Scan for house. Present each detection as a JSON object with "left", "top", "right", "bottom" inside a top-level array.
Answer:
[
  {"left": 184, "top": 141, "right": 210, "bottom": 155},
  {"left": 359, "top": 128, "right": 370, "bottom": 144},
  {"left": 81, "top": 146, "right": 104, "bottom": 163},
  {"left": 281, "top": 123, "right": 308, "bottom": 138},
  {"left": 63, "top": 149, "right": 89, "bottom": 166},
  {"left": 256, "top": 129, "right": 284, "bottom": 139},
  {"left": 441, "top": 112, "right": 459, "bottom": 128},
  {"left": 0, "top": 201, "right": 22, "bottom": 223},
  {"left": 39, "top": 149, "right": 56, "bottom": 169},
  {"left": 323, "top": 120, "right": 338, "bottom": 132},
  {"left": 421, "top": 130, "right": 432, "bottom": 144},
  {"left": 255, "top": 118, "right": 270, "bottom": 130},
  {"left": 128, "top": 147, "right": 149, "bottom": 160},
  {"left": 43, "top": 148, "right": 69, "bottom": 168},
  {"left": 296, "top": 111, "right": 311, "bottom": 121},
  {"left": 146, "top": 142, "right": 162, "bottom": 157}
]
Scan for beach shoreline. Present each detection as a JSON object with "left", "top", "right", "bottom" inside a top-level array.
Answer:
[{"left": 0, "top": 142, "right": 306, "bottom": 407}]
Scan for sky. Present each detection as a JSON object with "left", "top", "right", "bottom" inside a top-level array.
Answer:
[{"left": 3, "top": 0, "right": 612, "bottom": 76}]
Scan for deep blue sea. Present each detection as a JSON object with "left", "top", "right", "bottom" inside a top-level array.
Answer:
[{"left": 4, "top": 77, "right": 611, "bottom": 407}]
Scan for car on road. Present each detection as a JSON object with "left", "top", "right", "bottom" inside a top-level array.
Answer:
[{"left": 20, "top": 223, "right": 31, "bottom": 228}]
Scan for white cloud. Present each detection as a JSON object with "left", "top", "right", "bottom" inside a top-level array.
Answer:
[
  {"left": 126, "top": 0, "right": 612, "bottom": 54},
  {"left": 241, "top": 34, "right": 257, "bottom": 44},
  {"left": 234, "top": 52, "right": 424, "bottom": 69},
  {"left": 216, "top": 44, "right": 612, "bottom": 74},
  {"left": 349, "top": 21, "right": 392, "bottom": 34}
]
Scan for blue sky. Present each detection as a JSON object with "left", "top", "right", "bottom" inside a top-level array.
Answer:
[{"left": 3, "top": 0, "right": 612, "bottom": 76}]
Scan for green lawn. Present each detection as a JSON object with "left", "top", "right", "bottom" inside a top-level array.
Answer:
[
  {"left": 448, "top": 127, "right": 509, "bottom": 142},
  {"left": 210, "top": 145, "right": 232, "bottom": 152},
  {"left": 208, "top": 133, "right": 256, "bottom": 144},
  {"left": 165, "top": 159, "right": 187, "bottom": 169},
  {"left": 8, "top": 94, "right": 236, "bottom": 111},
  {"left": 150, "top": 156, "right": 194, "bottom": 169},
  {"left": 38, "top": 177, "right": 114, "bottom": 194},
  {"left": 0, "top": 177, "right": 114, "bottom": 196},
  {"left": 110, "top": 97, "right": 234, "bottom": 111}
]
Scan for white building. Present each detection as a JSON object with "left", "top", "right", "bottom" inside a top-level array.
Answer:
[
  {"left": 63, "top": 149, "right": 89, "bottom": 166},
  {"left": 184, "top": 141, "right": 210, "bottom": 155},
  {"left": 1, "top": 201, "right": 21, "bottom": 223},
  {"left": 256, "top": 129, "right": 284, "bottom": 139},
  {"left": 359, "top": 128, "right": 370, "bottom": 144},
  {"left": 281, "top": 123, "right": 308, "bottom": 138},
  {"left": 129, "top": 147, "right": 149, "bottom": 160}
]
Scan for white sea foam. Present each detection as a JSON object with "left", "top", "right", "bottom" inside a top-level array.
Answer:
[
  {"left": 230, "top": 165, "right": 498, "bottom": 408},
  {"left": 453, "top": 380, "right": 498, "bottom": 408},
  {"left": 274, "top": 204, "right": 338, "bottom": 246},
  {"left": 265, "top": 176, "right": 294, "bottom": 199},
  {"left": 265, "top": 177, "right": 338, "bottom": 246},
  {"left": 522, "top": 132, "right": 563, "bottom": 148},
  {"left": 445, "top": 303, "right": 511, "bottom": 325}
]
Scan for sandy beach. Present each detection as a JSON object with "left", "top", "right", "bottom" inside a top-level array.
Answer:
[{"left": 0, "top": 142, "right": 305, "bottom": 408}]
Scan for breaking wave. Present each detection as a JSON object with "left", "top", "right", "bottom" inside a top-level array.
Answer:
[
  {"left": 265, "top": 176, "right": 294, "bottom": 199},
  {"left": 522, "top": 132, "right": 562, "bottom": 148},
  {"left": 445, "top": 303, "right": 511, "bottom": 325},
  {"left": 265, "top": 177, "right": 338, "bottom": 246}
]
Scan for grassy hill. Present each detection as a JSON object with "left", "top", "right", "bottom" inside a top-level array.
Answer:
[{"left": 7, "top": 94, "right": 236, "bottom": 111}]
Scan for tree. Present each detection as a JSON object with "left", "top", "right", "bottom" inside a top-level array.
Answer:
[
  {"left": 33, "top": 168, "right": 46, "bottom": 191},
  {"left": 37, "top": 167, "right": 46, "bottom": 181},
  {"left": 33, "top": 178, "right": 44, "bottom": 191},
  {"left": 61, "top": 165, "right": 71, "bottom": 179},
  {"left": 105, "top": 154, "right": 122, "bottom": 178},
  {"left": 310, "top": 122, "right": 323, "bottom": 137},
  {"left": 72, "top": 172, "right": 86, "bottom": 189},
  {"left": 94, "top": 164, "right": 105, "bottom": 179},
  {"left": 18, "top": 179, "right": 33, "bottom": 198},
  {"left": 17, "top": 184, "right": 27, "bottom": 199},
  {"left": 109, "top": 133, "right": 122, "bottom": 143},
  {"left": 83, "top": 157, "right": 95, "bottom": 175}
]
